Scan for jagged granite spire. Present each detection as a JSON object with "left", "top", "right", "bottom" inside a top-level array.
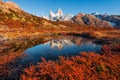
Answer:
[
  {"left": 57, "top": 8, "right": 63, "bottom": 17},
  {"left": 42, "top": 8, "right": 73, "bottom": 21}
]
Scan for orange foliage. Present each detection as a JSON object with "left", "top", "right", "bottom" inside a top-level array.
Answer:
[
  {"left": 0, "top": 52, "right": 24, "bottom": 79},
  {"left": 21, "top": 45, "right": 120, "bottom": 80},
  {"left": 0, "top": 52, "right": 24, "bottom": 65}
]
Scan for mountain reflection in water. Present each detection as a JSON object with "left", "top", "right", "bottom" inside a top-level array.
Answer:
[
  {"left": 44, "top": 38, "right": 91, "bottom": 50},
  {"left": 24, "top": 36, "right": 101, "bottom": 63}
]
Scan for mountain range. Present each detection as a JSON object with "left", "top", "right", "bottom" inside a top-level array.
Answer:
[
  {"left": 91, "top": 13, "right": 120, "bottom": 28},
  {"left": 74, "top": 13, "right": 120, "bottom": 28},
  {"left": 71, "top": 13, "right": 112, "bottom": 28},
  {"left": 42, "top": 8, "right": 120, "bottom": 28},
  {"left": 1, "top": 1, "right": 120, "bottom": 29},
  {"left": 0, "top": 1, "right": 120, "bottom": 41}
]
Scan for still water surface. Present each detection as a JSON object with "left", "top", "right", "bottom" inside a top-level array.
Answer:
[{"left": 24, "top": 36, "right": 101, "bottom": 63}]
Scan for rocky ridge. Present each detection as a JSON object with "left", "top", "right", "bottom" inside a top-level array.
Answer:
[{"left": 71, "top": 13, "right": 113, "bottom": 28}]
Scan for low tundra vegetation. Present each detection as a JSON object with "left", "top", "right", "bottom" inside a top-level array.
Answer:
[
  {"left": 21, "top": 44, "right": 120, "bottom": 80},
  {"left": 0, "top": 52, "right": 25, "bottom": 80}
]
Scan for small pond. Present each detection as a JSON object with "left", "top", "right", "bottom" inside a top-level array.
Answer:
[{"left": 24, "top": 36, "right": 102, "bottom": 64}]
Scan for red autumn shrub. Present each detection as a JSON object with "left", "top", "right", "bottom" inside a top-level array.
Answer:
[
  {"left": 0, "top": 52, "right": 24, "bottom": 80},
  {"left": 21, "top": 50, "right": 120, "bottom": 80}
]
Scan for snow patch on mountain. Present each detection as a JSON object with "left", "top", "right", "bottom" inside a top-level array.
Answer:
[
  {"left": 41, "top": 8, "right": 73, "bottom": 21},
  {"left": 109, "top": 22, "right": 116, "bottom": 26}
]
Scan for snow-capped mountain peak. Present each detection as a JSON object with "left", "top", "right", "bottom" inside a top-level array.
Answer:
[{"left": 41, "top": 8, "right": 73, "bottom": 21}]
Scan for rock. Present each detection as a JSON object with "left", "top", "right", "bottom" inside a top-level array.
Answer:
[
  {"left": 72, "top": 13, "right": 112, "bottom": 27},
  {"left": 92, "top": 14, "right": 120, "bottom": 28}
]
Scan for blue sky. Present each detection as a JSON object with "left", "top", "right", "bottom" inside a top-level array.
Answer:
[{"left": 8, "top": 0, "right": 120, "bottom": 16}]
